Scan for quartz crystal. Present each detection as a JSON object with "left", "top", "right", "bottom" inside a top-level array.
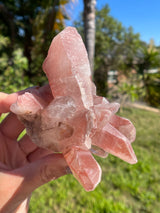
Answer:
[{"left": 10, "top": 27, "right": 137, "bottom": 191}]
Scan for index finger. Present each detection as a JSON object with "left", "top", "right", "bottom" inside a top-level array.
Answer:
[
  {"left": 0, "top": 92, "right": 18, "bottom": 114},
  {"left": 0, "top": 85, "right": 53, "bottom": 114},
  {"left": 0, "top": 86, "right": 39, "bottom": 114}
]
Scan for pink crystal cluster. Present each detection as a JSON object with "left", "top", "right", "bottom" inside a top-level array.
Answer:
[{"left": 11, "top": 27, "right": 137, "bottom": 191}]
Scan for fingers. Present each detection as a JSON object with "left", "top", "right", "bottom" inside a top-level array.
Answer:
[
  {"left": 18, "top": 135, "right": 53, "bottom": 162},
  {"left": 0, "top": 113, "right": 24, "bottom": 140},
  {"left": 0, "top": 88, "right": 38, "bottom": 114},
  {"left": 0, "top": 85, "right": 52, "bottom": 139},
  {"left": 0, "top": 93, "right": 18, "bottom": 113},
  {"left": 0, "top": 162, "right": 9, "bottom": 171},
  {"left": 12, "top": 154, "right": 68, "bottom": 200},
  {"left": 27, "top": 147, "right": 53, "bottom": 162},
  {"left": 0, "top": 85, "right": 52, "bottom": 114},
  {"left": 0, "top": 154, "right": 68, "bottom": 212},
  {"left": 18, "top": 135, "right": 37, "bottom": 156},
  {"left": 0, "top": 89, "right": 36, "bottom": 114}
]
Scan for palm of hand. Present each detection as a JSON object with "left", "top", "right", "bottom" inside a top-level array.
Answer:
[
  {"left": 0, "top": 112, "right": 52, "bottom": 213},
  {"left": 0, "top": 92, "right": 68, "bottom": 213}
]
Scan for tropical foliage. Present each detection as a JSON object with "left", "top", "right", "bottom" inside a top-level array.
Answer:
[
  {"left": 0, "top": 0, "right": 73, "bottom": 87},
  {"left": 0, "top": 34, "right": 31, "bottom": 92}
]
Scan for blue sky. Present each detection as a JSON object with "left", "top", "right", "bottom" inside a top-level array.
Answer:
[{"left": 67, "top": 0, "right": 160, "bottom": 45}]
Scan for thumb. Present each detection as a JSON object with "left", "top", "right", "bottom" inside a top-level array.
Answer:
[
  {"left": 15, "top": 153, "right": 69, "bottom": 194},
  {"left": 0, "top": 93, "right": 18, "bottom": 113},
  {"left": 0, "top": 154, "right": 69, "bottom": 213}
]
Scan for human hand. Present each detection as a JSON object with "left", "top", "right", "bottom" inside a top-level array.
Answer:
[{"left": 0, "top": 88, "right": 69, "bottom": 213}]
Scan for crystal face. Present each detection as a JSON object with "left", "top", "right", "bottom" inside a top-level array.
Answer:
[{"left": 10, "top": 27, "right": 137, "bottom": 191}]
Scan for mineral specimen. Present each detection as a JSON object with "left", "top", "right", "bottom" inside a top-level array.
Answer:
[{"left": 10, "top": 27, "right": 137, "bottom": 191}]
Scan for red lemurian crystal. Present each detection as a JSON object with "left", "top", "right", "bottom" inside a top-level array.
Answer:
[{"left": 10, "top": 27, "right": 137, "bottom": 191}]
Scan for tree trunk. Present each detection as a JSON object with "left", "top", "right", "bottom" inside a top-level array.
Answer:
[{"left": 83, "top": 0, "right": 96, "bottom": 78}]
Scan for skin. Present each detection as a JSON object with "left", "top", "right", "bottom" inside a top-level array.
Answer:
[{"left": 0, "top": 91, "right": 69, "bottom": 213}]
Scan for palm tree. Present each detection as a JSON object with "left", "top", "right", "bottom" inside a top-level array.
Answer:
[{"left": 83, "top": 0, "right": 96, "bottom": 77}]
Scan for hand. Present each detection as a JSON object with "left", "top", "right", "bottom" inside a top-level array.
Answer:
[{"left": 0, "top": 90, "right": 69, "bottom": 213}]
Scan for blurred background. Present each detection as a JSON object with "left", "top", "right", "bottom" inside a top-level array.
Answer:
[{"left": 0, "top": 0, "right": 160, "bottom": 212}]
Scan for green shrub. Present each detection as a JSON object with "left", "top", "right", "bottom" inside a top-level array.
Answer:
[
  {"left": 0, "top": 35, "right": 32, "bottom": 93},
  {"left": 145, "top": 72, "right": 160, "bottom": 107}
]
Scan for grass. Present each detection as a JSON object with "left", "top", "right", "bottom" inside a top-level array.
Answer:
[{"left": 18, "top": 107, "right": 160, "bottom": 212}]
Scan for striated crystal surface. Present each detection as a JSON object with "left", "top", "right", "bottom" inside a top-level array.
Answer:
[{"left": 10, "top": 27, "right": 137, "bottom": 191}]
